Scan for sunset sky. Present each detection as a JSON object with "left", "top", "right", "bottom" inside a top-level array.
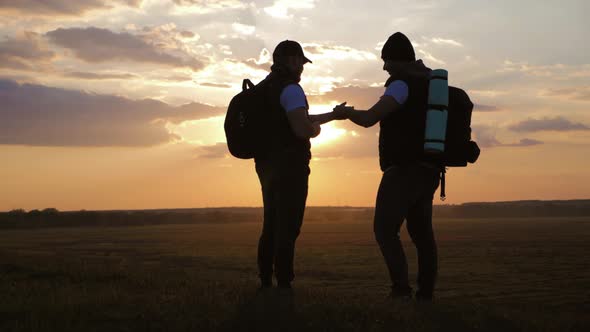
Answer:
[{"left": 1, "top": 0, "right": 589, "bottom": 211}]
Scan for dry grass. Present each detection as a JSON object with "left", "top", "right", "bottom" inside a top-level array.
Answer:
[{"left": 0, "top": 211, "right": 589, "bottom": 331}]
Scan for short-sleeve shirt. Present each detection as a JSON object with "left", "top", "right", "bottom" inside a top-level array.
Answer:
[
  {"left": 280, "top": 84, "right": 307, "bottom": 112},
  {"left": 382, "top": 80, "right": 409, "bottom": 105}
]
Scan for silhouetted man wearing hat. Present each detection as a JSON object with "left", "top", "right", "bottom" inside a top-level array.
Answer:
[
  {"left": 334, "top": 32, "right": 440, "bottom": 301},
  {"left": 255, "top": 40, "right": 339, "bottom": 290}
]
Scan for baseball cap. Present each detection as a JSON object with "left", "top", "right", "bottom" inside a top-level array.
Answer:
[
  {"left": 381, "top": 32, "right": 415, "bottom": 62},
  {"left": 273, "top": 40, "right": 312, "bottom": 63}
]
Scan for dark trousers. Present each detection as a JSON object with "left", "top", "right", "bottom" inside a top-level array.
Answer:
[
  {"left": 255, "top": 151, "right": 310, "bottom": 284},
  {"left": 373, "top": 163, "right": 441, "bottom": 295}
]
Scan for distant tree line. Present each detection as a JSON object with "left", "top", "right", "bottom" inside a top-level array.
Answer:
[
  {"left": 433, "top": 200, "right": 590, "bottom": 218},
  {"left": 0, "top": 208, "right": 263, "bottom": 229},
  {"left": 1, "top": 200, "right": 589, "bottom": 229}
]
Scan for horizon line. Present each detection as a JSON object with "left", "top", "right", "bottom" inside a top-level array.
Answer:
[{"left": 4, "top": 198, "right": 590, "bottom": 213}]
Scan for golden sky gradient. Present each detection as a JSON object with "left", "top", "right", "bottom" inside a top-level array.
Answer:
[{"left": 1, "top": 0, "right": 589, "bottom": 211}]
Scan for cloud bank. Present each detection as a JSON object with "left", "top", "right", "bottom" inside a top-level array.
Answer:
[
  {"left": 0, "top": 79, "right": 224, "bottom": 147},
  {"left": 509, "top": 116, "right": 589, "bottom": 132},
  {"left": 46, "top": 27, "right": 205, "bottom": 71},
  {"left": 0, "top": 0, "right": 141, "bottom": 16},
  {"left": 473, "top": 125, "right": 544, "bottom": 148},
  {"left": 0, "top": 32, "right": 54, "bottom": 70}
]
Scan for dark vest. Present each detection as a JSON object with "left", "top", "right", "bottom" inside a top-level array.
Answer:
[
  {"left": 259, "top": 70, "right": 311, "bottom": 161},
  {"left": 378, "top": 75, "right": 429, "bottom": 171}
]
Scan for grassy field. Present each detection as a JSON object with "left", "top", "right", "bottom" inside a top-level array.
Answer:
[{"left": 1, "top": 209, "right": 589, "bottom": 331}]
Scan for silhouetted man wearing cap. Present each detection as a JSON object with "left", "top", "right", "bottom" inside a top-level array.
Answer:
[
  {"left": 255, "top": 40, "right": 341, "bottom": 290},
  {"left": 333, "top": 32, "right": 440, "bottom": 301}
]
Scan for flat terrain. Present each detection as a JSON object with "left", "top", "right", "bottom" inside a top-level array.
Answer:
[{"left": 1, "top": 210, "right": 589, "bottom": 331}]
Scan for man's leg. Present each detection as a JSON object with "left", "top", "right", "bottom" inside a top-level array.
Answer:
[
  {"left": 373, "top": 168, "right": 413, "bottom": 296},
  {"left": 406, "top": 167, "right": 440, "bottom": 299},
  {"left": 256, "top": 161, "right": 277, "bottom": 287},
  {"left": 406, "top": 197, "right": 437, "bottom": 299},
  {"left": 274, "top": 161, "right": 309, "bottom": 287}
]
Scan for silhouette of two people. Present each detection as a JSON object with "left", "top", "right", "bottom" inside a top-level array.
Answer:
[{"left": 254, "top": 33, "right": 440, "bottom": 302}]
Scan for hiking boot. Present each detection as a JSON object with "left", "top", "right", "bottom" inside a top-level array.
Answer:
[
  {"left": 257, "top": 277, "right": 273, "bottom": 291},
  {"left": 415, "top": 289, "right": 434, "bottom": 303}
]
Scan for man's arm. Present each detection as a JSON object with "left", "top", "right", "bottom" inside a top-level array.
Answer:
[
  {"left": 308, "top": 102, "right": 348, "bottom": 124},
  {"left": 337, "top": 96, "right": 401, "bottom": 128},
  {"left": 287, "top": 107, "right": 321, "bottom": 139},
  {"left": 308, "top": 112, "right": 336, "bottom": 125}
]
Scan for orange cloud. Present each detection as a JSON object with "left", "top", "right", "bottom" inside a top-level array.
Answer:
[
  {"left": 541, "top": 87, "right": 590, "bottom": 102},
  {"left": 473, "top": 125, "right": 543, "bottom": 148},
  {"left": 473, "top": 104, "right": 503, "bottom": 112},
  {"left": 196, "top": 143, "right": 229, "bottom": 158},
  {"left": 62, "top": 71, "right": 138, "bottom": 80},
  {"left": 199, "top": 82, "right": 232, "bottom": 88},
  {"left": 508, "top": 117, "right": 590, "bottom": 132}
]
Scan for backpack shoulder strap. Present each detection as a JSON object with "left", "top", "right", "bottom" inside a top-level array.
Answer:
[
  {"left": 242, "top": 79, "right": 254, "bottom": 91},
  {"left": 440, "top": 168, "right": 446, "bottom": 201}
]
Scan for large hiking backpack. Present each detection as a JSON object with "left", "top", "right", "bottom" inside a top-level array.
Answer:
[
  {"left": 441, "top": 86, "right": 480, "bottom": 167},
  {"left": 417, "top": 69, "right": 480, "bottom": 199},
  {"left": 423, "top": 69, "right": 479, "bottom": 167},
  {"left": 224, "top": 79, "right": 270, "bottom": 159},
  {"left": 432, "top": 85, "right": 480, "bottom": 200}
]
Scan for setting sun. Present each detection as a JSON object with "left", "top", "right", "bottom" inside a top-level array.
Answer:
[
  {"left": 311, "top": 122, "right": 346, "bottom": 146},
  {"left": 309, "top": 104, "right": 347, "bottom": 146}
]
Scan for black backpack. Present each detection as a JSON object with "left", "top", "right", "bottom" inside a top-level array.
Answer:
[
  {"left": 224, "top": 78, "right": 270, "bottom": 159},
  {"left": 435, "top": 86, "right": 480, "bottom": 200},
  {"left": 441, "top": 86, "right": 480, "bottom": 167}
]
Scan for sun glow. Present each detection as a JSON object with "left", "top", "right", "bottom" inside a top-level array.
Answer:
[
  {"left": 311, "top": 122, "right": 346, "bottom": 146},
  {"left": 166, "top": 110, "right": 347, "bottom": 148},
  {"left": 309, "top": 104, "right": 347, "bottom": 146},
  {"left": 167, "top": 116, "right": 226, "bottom": 145}
]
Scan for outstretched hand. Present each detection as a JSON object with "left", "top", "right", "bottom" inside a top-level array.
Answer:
[{"left": 333, "top": 102, "right": 354, "bottom": 120}]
